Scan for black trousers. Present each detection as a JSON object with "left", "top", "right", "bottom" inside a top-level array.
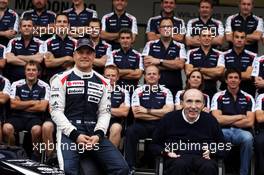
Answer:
[
  {"left": 124, "top": 119, "right": 160, "bottom": 170},
  {"left": 255, "top": 130, "right": 264, "bottom": 175},
  {"left": 164, "top": 154, "right": 218, "bottom": 175}
]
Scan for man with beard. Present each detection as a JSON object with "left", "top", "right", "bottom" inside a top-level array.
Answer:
[
  {"left": 0, "top": 0, "right": 19, "bottom": 46},
  {"left": 21, "top": 0, "right": 56, "bottom": 41}
]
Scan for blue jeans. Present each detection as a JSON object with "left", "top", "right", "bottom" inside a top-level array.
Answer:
[
  {"left": 61, "top": 134, "right": 129, "bottom": 175},
  {"left": 222, "top": 127, "right": 253, "bottom": 175}
]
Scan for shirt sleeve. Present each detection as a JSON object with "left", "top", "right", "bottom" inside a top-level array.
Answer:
[
  {"left": 179, "top": 43, "right": 187, "bottom": 59},
  {"left": 131, "top": 88, "right": 140, "bottom": 106},
  {"left": 124, "top": 89, "right": 130, "bottom": 107},
  {"left": 2, "top": 78, "right": 11, "bottom": 95},
  {"left": 256, "top": 17, "right": 264, "bottom": 32},
  {"left": 5, "top": 39, "right": 13, "bottom": 54},
  {"left": 165, "top": 88, "right": 174, "bottom": 105},
  {"left": 145, "top": 18, "right": 152, "bottom": 33},
  {"left": 93, "top": 10, "right": 98, "bottom": 18},
  {"left": 131, "top": 16, "right": 138, "bottom": 35},
  {"left": 185, "top": 50, "right": 191, "bottom": 64},
  {"left": 10, "top": 82, "right": 18, "bottom": 99},
  {"left": 105, "top": 51, "right": 114, "bottom": 66},
  {"left": 255, "top": 94, "right": 264, "bottom": 111},
  {"left": 217, "top": 20, "right": 224, "bottom": 36},
  {"left": 225, "top": 15, "right": 233, "bottom": 34},
  {"left": 246, "top": 94, "right": 255, "bottom": 112},
  {"left": 94, "top": 81, "right": 111, "bottom": 135},
  {"left": 138, "top": 53, "right": 144, "bottom": 70},
  {"left": 211, "top": 92, "right": 221, "bottom": 111},
  {"left": 49, "top": 75, "right": 77, "bottom": 137},
  {"left": 13, "top": 12, "right": 19, "bottom": 32},
  {"left": 174, "top": 90, "right": 182, "bottom": 105},
  {"left": 217, "top": 53, "right": 225, "bottom": 67},
  {"left": 101, "top": 15, "right": 107, "bottom": 31},
  {"left": 42, "top": 83, "right": 50, "bottom": 101},
  {"left": 142, "top": 41, "right": 151, "bottom": 56},
  {"left": 251, "top": 57, "right": 260, "bottom": 77},
  {"left": 0, "top": 45, "right": 6, "bottom": 59},
  {"left": 39, "top": 41, "right": 47, "bottom": 54},
  {"left": 186, "top": 20, "right": 192, "bottom": 37}
]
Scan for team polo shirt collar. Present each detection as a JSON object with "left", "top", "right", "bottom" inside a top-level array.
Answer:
[
  {"left": 238, "top": 12, "right": 253, "bottom": 20},
  {"left": 113, "top": 10, "right": 127, "bottom": 18},
  {"left": 73, "top": 66, "right": 94, "bottom": 79},
  {"left": 120, "top": 47, "right": 133, "bottom": 55},
  {"left": 198, "top": 16, "right": 213, "bottom": 25}
]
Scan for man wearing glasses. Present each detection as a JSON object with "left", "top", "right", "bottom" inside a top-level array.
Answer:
[{"left": 142, "top": 17, "right": 186, "bottom": 97}]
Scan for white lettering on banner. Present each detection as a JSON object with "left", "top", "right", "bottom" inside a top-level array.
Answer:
[{"left": 13, "top": 0, "right": 96, "bottom": 14}]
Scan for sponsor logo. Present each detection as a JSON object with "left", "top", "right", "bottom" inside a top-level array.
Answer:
[
  {"left": 88, "top": 96, "right": 100, "bottom": 103},
  {"left": 67, "top": 88, "right": 84, "bottom": 94},
  {"left": 88, "top": 82, "right": 103, "bottom": 90},
  {"left": 87, "top": 89, "right": 103, "bottom": 98},
  {"left": 66, "top": 80, "right": 85, "bottom": 87}
]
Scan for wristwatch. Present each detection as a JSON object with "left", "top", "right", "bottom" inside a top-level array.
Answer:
[{"left": 159, "top": 59, "right": 164, "bottom": 65}]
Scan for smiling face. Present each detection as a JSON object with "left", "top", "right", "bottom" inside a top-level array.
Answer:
[
  {"left": 183, "top": 89, "right": 204, "bottom": 122},
  {"left": 113, "top": 0, "right": 127, "bottom": 12},
  {"left": 226, "top": 72, "right": 241, "bottom": 90},
  {"left": 144, "top": 65, "right": 160, "bottom": 86},
  {"left": 25, "top": 64, "right": 39, "bottom": 82},
  {"left": 161, "top": 0, "right": 175, "bottom": 14},
  {"left": 188, "top": 71, "right": 203, "bottom": 89},
  {"left": 74, "top": 47, "right": 95, "bottom": 72}
]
